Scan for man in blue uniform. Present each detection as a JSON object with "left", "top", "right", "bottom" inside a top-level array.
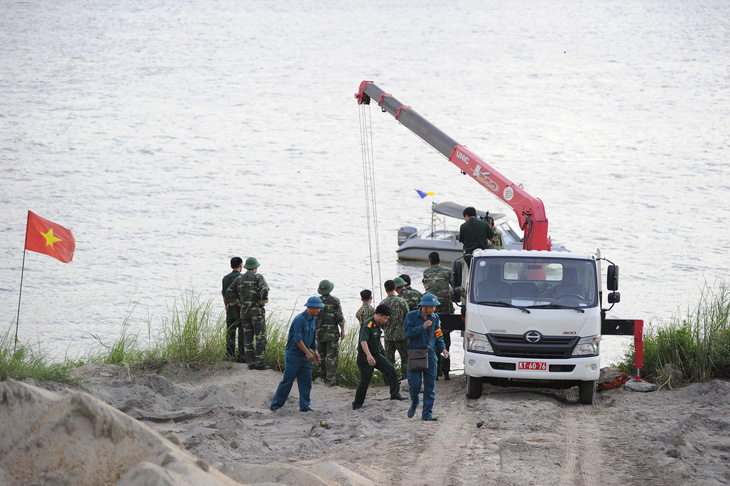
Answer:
[
  {"left": 403, "top": 293, "right": 450, "bottom": 421},
  {"left": 270, "top": 296, "right": 323, "bottom": 412}
]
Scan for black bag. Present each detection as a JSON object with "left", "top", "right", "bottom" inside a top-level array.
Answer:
[
  {"left": 408, "top": 316, "right": 434, "bottom": 372},
  {"left": 408, "top": 348, "right": 429, "bottom": 371}
]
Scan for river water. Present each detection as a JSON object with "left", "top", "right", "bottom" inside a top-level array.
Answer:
[{"left": 1, "top": 0, "right": 729, "bottom": 364}]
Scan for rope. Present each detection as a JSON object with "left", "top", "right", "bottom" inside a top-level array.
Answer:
[{"left": 358, "top": 104, "right": 383, "bottom": 301}]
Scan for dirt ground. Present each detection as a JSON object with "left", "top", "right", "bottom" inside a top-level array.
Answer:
[{"left": 2, "top": 363, "right": 730, "bottom": 485}]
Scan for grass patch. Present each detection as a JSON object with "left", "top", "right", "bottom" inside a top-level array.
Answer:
[
  {"left": 0, "top": 326, "right": 77, "bottom": 384},
  {"left": 3, "top": 291, "right": 392, "bottom": 391},
  {"left": 620, "top": 280, "right": 730, "bottom": 386}
]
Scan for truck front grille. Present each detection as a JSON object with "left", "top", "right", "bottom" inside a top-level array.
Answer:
[{"left": 488, "top": 334, "right": 578, "bottom": 359}]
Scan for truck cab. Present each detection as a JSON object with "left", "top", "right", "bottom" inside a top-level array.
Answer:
[{"left": 463, "top": 250, "right": 606, "bottom": 404}]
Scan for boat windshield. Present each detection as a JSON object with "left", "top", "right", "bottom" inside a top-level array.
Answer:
[{"left": 470, "top": 256, "right": 598, "bottom": 309}]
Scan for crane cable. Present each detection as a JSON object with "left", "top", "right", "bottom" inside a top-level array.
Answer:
[{"left": 358, "top": 104, "right": 383, "bottom": 302}]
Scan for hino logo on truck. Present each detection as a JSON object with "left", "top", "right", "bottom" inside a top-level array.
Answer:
[{"left": 524, "top": 331, "right": 542, "bottom": 343}]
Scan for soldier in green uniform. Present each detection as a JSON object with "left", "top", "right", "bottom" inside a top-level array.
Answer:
[
  {"left": 225, "top": 257, "right": 269, "bottom": 370},
  {"left": 352, "top": 304, "right": 407, "bottom": 410},
  {"left": 222, "top": 257, "right": 243, "bottom": 362},
  {"left": 316, "top": 279, "right": 346, "bottom": 386},
  {"left": 379, "top": 279, "right": 410, "bottom": 380},
  {"left": 459, "top": 206, "right": 494, "bottom": 266},
  {"left": 396, "top": 274, "right": 423, "bottom": 312},
  {"left": 422, "top": 252, "right": 454, "bottom": 380},
  {"left": 488, "top": 216, "right": 505, "bottom": 250},
  {"left": 355, "top": 289, "right": 375, "bottom": 326}
]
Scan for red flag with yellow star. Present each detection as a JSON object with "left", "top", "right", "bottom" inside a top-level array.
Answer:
[{"left": 24, "top": 211, "right": 76, "bottom": 263}]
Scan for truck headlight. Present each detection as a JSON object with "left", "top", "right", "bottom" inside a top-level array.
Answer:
[
  {"left": 467, "top": 332, "right": 493, "bottom": 354},
  {"left": 572, "top": 335, "right": 600, "bottom": 357}
]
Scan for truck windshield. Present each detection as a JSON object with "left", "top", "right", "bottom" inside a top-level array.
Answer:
[{"left": 470, "top": 256, "right": 598, "bottom": 308}]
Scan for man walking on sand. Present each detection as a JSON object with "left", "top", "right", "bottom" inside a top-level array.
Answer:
[
  {"left": 352, "top": 304, "right": 407, "bottom": 410},
  {"left": 270, "top": 297, "right": 323, "bottom": 412},
  {"left": 226, "top": 257, "right": 270, "bottom": 370},
  {"left": 404, "top": 294, "right": 450, "bottom": 421},
  {"left": 222, "top": 257, "right": 244, "bottom": 362}
]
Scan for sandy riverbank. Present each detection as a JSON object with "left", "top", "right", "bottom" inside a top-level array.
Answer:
[{"left": 2, "top": 363, "right": 729, "bottom": 485}]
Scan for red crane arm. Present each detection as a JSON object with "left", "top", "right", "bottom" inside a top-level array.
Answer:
[{"left": 356, "top": 80, "right": 551, "bottom": 251}]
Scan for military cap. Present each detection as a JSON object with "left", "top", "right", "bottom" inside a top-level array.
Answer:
[
  {"left": 419, "top": 293, "right": 441, "bottom": 306},
  {"left": 304, "top": 296, "right": 325, "bottom": 308},
  {"left": 244, "top": 257, "right": 260, "bottom": 269},
  {"left": 393, "top": 277, "right": 407, "bottom": 288},
  {"left": 318, "top": 279, "right": 334, "bottom": 295}
]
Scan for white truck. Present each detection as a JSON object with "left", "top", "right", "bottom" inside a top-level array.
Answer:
[
  {"left": 462, "top": 249, "right": 620, "bottom": 404},
  {"left": 356, "top": 81, "right": 632, "bottom": 405}
]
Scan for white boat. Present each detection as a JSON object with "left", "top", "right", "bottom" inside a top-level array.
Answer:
[{"left": 396, "top": 201, "right": 552, "bottom": 262}]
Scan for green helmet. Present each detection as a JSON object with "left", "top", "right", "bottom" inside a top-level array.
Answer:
[
  {"left": 318, "top": 279, "right": 334, "bottom": 295},
  {"left": 244, "top": 257, "right": 260, "bottom": 269},
  {"left": 393, "top": 277, "right": 407, "bottom": 288}
]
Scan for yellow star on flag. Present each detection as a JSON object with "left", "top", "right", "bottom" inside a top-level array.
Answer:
[{"left": 41, "top": 227, "right": 63, "bottom": 248}]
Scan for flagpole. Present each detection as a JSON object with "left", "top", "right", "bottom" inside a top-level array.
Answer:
[
  {"left": 15, "top": 211, "right": 31, "bottom": 354},
  {"left": 14, "top": 249, "right": 27, "bottom": 354}
]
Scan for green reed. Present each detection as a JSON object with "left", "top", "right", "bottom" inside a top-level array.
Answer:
[{"left": 621, "top": 280, "right": 730, "bottom": 385}]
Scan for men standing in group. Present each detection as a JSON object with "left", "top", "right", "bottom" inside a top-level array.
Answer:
[
  {"left": 355, "top": 289, "right": 375, "bottom": 326},
  {"left": 422, "top": 252, "right": 454, "bottom": 380},
  {"left": 222, "top": 256, "right": 244, "bottom": 362},
  {"left": 404, "top": 293, "right": 450, "bottom": 421},
  {"left": 316, "top": 280, "right": 346, "bottom": 386},
  {"left": 459, "top": 206, "right": 494, "bottom": 266},
  {"left": 226, "top": 257, "right": 269, "bottom": 370},
  {"left": 379, "top": 279, "right": 410, "bottom": 381},
  {"left": 396, "top": 274, "right": 423, "bottom": 312},
  {"left": 352, "top": 304, "right": 407, "bottom": 410},
  {"left": 270, "top": 297, "right": 323, "bottom": 412}
]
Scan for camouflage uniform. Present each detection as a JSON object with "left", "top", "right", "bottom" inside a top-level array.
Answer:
[
  {"left": 226, "top": 270, "right": 269, "bottom": 368},
  {"left": 491, "top": 228, "right": 505, "bottom": 250},
  {"left": 355, "top": 302, "right": 375, "bottom": 326},
  {"left": 399, "top": 287, "right": 423, "bottom": 312},
  {"left": 378, "top": 294, "right": 410, "bottom": 380},
  {"left": 422, "top": 264, "right": 453, "bottom": 378},
  {"left": 222, "top": 268, "right": 243, "bottom": 362},
  {"left": 316, "top": 293, "right": 345, "bottom": 385}
]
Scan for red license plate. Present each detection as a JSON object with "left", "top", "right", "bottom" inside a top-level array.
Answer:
[{"left": 518, "top": 361, "right": 547, "bottom": 371}]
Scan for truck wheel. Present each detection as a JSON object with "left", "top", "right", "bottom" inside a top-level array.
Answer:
[
  {"left": 578, "top": 380, "right": 596, "bottom": 405},
  {"left": 466, "top": 375, "right": 482, "bottom": 399}
]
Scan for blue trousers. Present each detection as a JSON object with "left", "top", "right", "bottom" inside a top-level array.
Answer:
[
  {"left": 270, "top": 352, "right": 312, "bottom": 411},
  {"left": 407, "top": 354, "right": 438, "bottom": 418}
]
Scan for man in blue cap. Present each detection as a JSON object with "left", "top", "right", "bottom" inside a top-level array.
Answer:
[
  {"left": 270, "top": 296, "right": 323, "bottom": 412},
  {"left": 403, "top": 293, "right": 450, "bottom": 421}
]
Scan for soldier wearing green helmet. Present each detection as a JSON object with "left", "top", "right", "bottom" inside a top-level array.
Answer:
[
  {"left": 315, "top": 279, "right": 346, "bottom": 386},
  {"left": 226, "top": 257, "right": 270, "bottom": 370}
]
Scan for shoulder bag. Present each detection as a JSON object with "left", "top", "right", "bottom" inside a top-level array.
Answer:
[{"left": 408, "top": 317, "right": 433, "bottom": 372}]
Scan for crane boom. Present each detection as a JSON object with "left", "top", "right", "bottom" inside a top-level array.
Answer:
[{"left": 356, "top": 80, "right": 551, "bottom": 251}]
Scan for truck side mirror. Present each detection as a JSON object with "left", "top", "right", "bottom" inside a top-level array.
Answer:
[
  {"left": 607, "top": 264, "right": 619, "bottom": 291},
  {"left": 608, "top": 291, "right": 621, "bottom": 304}
]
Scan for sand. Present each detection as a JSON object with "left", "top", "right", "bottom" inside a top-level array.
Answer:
[{"left": 2, "top": 363, "right": 729, "bottom": 485}]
